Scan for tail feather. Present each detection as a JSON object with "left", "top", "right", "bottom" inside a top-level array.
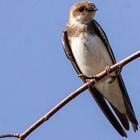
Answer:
[
  {"left": 117, "top": 75, "right": 138, "bottom": 131},
  {"left": 89, "top": 87, "right": 127, "bottom": 137},
  {"left": 124, "top": 98, "right": 138, "bottom": 131},
  {"left": 110, "top": 104, "right": 129, "bottom": 130}
]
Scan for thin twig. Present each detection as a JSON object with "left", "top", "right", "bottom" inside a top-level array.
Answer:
[
  {"left": 0, "top": 50, "right": 140, "bottom": 140},
  {"left": 0, "top": 134, "right": 20, "bottom": 138}
]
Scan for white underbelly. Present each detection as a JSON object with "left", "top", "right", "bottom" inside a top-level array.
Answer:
[{"left": 69, "top": 33, "right": 126, "bottom": 113}]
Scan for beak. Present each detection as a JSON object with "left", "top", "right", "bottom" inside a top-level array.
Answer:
[{"left": 88, "top": 7, "right": 98, "bottom": 12}]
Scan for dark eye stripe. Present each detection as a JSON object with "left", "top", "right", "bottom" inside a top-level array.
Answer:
[{"left": 78, "top": 7, "right": 85, "bottom": 12}]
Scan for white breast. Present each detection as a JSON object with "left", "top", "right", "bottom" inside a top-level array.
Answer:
[
  {"left": 70, "top": 33, "right": 113, "bottom": 76},
  {"left": 69, "top": 33, "right": 126, "bottom": 113}
]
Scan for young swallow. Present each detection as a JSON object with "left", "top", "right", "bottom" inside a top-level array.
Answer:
[{"left": 62, "top": 1, "right": 138, "bottom": 137}]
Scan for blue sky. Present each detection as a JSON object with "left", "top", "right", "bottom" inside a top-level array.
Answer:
[{"left": 0, "top": 0, "right": 140, "bottom": 140}]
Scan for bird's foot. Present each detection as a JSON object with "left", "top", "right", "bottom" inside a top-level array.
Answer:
[
  {"left": 78, "top": 73, "right": 92, "bottom": 79},
  {"left": 78, "top": 73, "right": 97, "bottom": 80},
  {"left": 105, "top": 65, "right": 111, "bottom": 76},
  {"left": 105, "top": 65, "right": 115, "bottom": 83},
  {"left": 105, "top": 65, "right": 122, "bottom": 84}
]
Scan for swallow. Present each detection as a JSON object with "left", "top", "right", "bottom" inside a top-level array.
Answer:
[{"left": 61, "top": 1, "right": 138, "bottom": 137}]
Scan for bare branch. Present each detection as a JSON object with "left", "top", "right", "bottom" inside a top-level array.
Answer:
[
  {"left": 0, "top": 50, "right": 140, "bottom": 140},
  {"left": 0, "top": 134, "right": 20, "bottom": 139}
]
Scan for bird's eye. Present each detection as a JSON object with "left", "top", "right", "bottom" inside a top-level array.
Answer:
[{"left": 78, "top": 7, "right": 85, "bottom": 12}]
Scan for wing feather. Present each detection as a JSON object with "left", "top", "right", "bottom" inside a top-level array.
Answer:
[{"left": 93, "top": 20, "right": 138, "bottom": 130}]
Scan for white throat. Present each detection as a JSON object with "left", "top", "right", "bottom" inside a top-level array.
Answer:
[{"left": 69, "top": 14, "right": 89, "bottom": 26}]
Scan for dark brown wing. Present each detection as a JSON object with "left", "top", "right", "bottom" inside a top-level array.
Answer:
[
  {"left": 61, "top": 31, "right": 128, "bottom": 137},
  {"left": 93, "top": 19, "right": 138, "bottom": 130}
]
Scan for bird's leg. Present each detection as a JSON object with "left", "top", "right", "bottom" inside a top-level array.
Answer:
[
  {"left": 78, "top": 73, "right": 98, "bottom": 86},
  {"left": 78, "top": 73, "right": 97, "bottom": 82},
  {"left": 85, "top": 76, "right": 98, "bottom": 87},
  {"left": 105, "top": 65, "right": 122, "bottom": 84},
  {"left": 105, "top": 65, "right": 111, "bottom": 76},
  {"left": 78, "top": 73, "right": 93, "bottom": 79},
  {"left": 105, "top": 65, "right": 116, "bottom": 84}
]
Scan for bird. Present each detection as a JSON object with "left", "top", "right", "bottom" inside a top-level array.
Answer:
[{"left": 61, "top": 1, "right": 138, "bottom": 137}]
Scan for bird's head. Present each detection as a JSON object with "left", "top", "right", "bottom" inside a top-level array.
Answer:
[{"left": 68, "top": 1, "right": 97, "bottom": 25}]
